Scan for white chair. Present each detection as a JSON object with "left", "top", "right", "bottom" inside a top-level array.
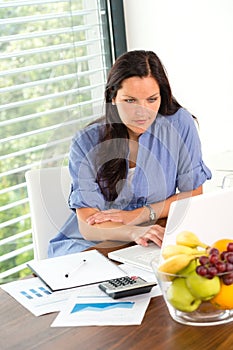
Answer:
[{"left": 25, "top": 167, "right": 72, "bottom": 260}]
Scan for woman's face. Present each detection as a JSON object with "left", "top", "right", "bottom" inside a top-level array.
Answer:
[{"left": 113, "top": 76, "right": 161, "bottom": 138}]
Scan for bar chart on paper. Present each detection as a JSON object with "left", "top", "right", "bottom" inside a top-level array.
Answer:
[
  {"left": 20, "top": 286, "right": 52, "bottom": 300},
  {"left": 1, "top": 277, "right": 79, "bottom": 316}
]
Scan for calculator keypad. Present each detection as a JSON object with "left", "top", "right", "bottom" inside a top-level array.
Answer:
[{"left": 108, "top": 276, "right": 137, "bottom": 288}]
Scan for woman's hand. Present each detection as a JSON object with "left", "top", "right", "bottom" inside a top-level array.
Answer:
[
  {"left": 135, "top": 224, "right": 165, "bottom": 247},
  {"left": 86, "top": 208, "right": 146, "bottom": 226}
]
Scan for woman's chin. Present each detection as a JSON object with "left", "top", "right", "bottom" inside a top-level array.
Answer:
[{"left": 127, "top": 124, "right": 147, "bottom": 137}]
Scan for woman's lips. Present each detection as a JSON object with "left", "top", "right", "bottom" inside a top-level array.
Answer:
[{"left": 133, "top": 119, "right": 147, "bottom": 125}]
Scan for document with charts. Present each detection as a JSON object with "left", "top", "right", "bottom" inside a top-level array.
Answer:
[
  {"left": 51, "top": 294, "right": 151, "bottom": 327},
  {"left": 27, "top": 250, "right": 127, "bottom": 291}
]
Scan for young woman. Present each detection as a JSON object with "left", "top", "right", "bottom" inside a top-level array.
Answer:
[{"left": 48, "top": 50, "right": 211, "bottom": 257}]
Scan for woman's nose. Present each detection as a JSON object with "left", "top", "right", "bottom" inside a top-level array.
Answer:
[{"left": 135, "top": 102, "right": 147, "bottom": 115}]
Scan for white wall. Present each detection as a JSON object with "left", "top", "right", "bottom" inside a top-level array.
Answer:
[{"left": 123, "top": 0, "right": 233, "bottom": 163}]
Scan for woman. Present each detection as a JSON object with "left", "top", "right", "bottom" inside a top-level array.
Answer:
[{"left": 48, "top": 50, "right": 211, "bottom": 257}]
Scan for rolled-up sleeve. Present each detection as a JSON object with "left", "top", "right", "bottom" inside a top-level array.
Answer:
[
  {"left": 176, "top": 111, "right": 212, "bottom": 191},
  {"left": 68, "top": 126, "right": 106, "bottom": 211}
]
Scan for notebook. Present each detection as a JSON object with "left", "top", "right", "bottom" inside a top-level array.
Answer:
[
  {"left": 108, "top": 189, "right": 233, "bottom": 271},
  {"left": 27, "top": 249, "right": 127, "bottom": 291}
]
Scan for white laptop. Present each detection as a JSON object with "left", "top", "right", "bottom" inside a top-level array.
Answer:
[{"left": 108, "top": 189, "right": 233, "bottom": 271}]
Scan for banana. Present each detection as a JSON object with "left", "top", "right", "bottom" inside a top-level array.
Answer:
[
  {"left": 161, "top": 244, "right": 205, "bottom": 259},
  {"left": 158, "top": 254, "right": 196, "bottom": 274},
  {"left": 176, "top": 231, "right": 208, "bottom": 249}
]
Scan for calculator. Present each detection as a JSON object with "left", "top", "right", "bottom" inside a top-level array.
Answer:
[{"left": 98, "top": 276, "right": 157, "bottom": 299}]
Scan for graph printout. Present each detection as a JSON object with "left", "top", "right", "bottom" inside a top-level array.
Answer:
[
  {"left": 1, "top": 277, "right": 88, "bottom": 316},
  {"left": 51, "top": 295, "right": 151, "bottom": 327}
]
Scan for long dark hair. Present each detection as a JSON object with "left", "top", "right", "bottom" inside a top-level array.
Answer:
[{"left": 96, "top": 50, "right": 182, "bottom": 202}]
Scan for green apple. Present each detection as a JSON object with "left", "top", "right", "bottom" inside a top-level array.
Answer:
[
  {"left": 178, "top": 259, "right": 198, "bottom": 276},
  {"left": 167, "top": 277, "right": 201, "bottom": 312},
  {"left": 186, "top": 271, "right": 220, "bottom": 301}
]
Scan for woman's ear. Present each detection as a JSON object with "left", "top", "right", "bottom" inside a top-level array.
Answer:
[{"left": 112, "top": 99, "right": 116, "bottom": 106}]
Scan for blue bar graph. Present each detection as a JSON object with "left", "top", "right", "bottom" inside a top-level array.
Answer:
[{"left": 20, "top": 286, "right": 52, "bottom": 300}]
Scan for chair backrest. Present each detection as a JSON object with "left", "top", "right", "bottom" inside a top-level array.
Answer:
[{"left": 25, "top": 167, "right": 71, "bottom": 260}]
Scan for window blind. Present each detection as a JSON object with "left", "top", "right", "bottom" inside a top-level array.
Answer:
[{"left": 0, "top": 0, "right": 113, "bottom": 283}]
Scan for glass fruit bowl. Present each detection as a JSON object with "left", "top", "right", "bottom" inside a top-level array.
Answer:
[{"left": 151, "top": 260, "right": 233, "bottom": 326}]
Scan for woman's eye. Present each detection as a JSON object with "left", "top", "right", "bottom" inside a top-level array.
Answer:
[
  {"left": 125, "top": 99, "right": 135, "bottom": 103},
  {"left": 148, "top": 98, "right": 157, "bottom": 103}
]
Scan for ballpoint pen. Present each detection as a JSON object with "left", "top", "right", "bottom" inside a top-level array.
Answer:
[{"left": 65, "top": 259, "right": 87, "bottom": 278}]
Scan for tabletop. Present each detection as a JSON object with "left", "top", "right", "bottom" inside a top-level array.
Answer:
[
  {"left": 1, "top": 238, "right": 233, "bottom": 350},
  {"left": 1, "top": 286, "right": 233, "bottom": 350}
]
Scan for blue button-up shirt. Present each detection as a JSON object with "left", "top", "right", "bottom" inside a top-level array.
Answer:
[{"left": 48, "top": 108, "right": 212, "bottom": 257}]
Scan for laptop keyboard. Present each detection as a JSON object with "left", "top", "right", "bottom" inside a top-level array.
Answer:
[{"left": 136, "top": 251, "right": 160, "bottom": 265}]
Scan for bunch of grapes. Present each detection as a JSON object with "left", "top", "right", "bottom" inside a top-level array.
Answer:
[{"left": 196, "top": 242, "right": 233, "bottom": 285}]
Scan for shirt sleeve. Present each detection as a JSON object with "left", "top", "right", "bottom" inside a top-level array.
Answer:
[
  {"left": 68, "top": 128, "right": 106, "bottom": 211},
  {"left": 176, "top": 110, "right": 212, "bottom": 191}
]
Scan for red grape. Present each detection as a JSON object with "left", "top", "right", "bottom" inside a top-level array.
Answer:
[
  {"left": 220, "top": 251, "right": 229, "bottom": 261},
  {"left": 199, "top": 256, "right": 209, "bottom": 265},
  {"left": 215, "top": 261, "right": 226, "bottom": 273},
  {"left": 206, "top": 273, "right": 214, "bottom": 280},
  {"left": 226, "top": 252, "right": 233, "bottom": 264},
  {"left": 196, "top": 265, "right": 208, "bottom": 276},
  {"left": 209, "top": 247, "right": 219, "bottom": 255},
  {"left": 222, "top": 272, "right": 233, "bottom": 285},
  {"left": 208, "top": 266, "right": 218, "bottom": 276},
  {"left": 227, "top": 242, "right": 233, "bottom": 252},
  {"left": 209, "top": 254, "right": 219, "bottom": 264},
  {"left": 225, "top": 262, "right": 233, "bottom": 272}
]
